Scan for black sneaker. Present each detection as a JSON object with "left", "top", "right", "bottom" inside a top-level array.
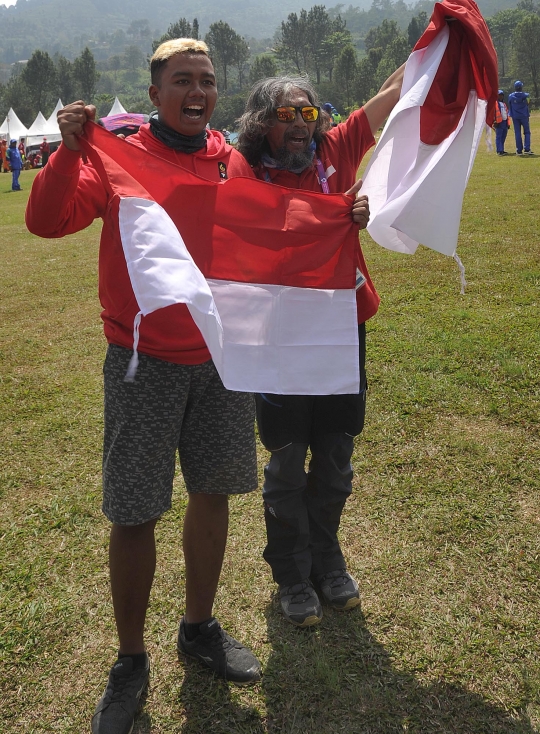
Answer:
[
  {"left": 91, "top": 654, "right": 149, "bottom": 734},
  {"left": 316, "top": 569, "right": 361, "bottom": 610},
  {"left": 279, "top": 580, "right": 323, "bottom": 627},
  {"left": 525, "top": 150, "right": 534, "bottom": 155},
  {"left": 177, "top": 617, "right": 261, "bottom": 685}
]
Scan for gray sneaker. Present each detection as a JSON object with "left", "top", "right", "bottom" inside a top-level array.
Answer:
[
  {"left": 279, "top": 580, "right": 323, "bottom": 627},
  {"left": 177, "top": 617, "right": 261, "bottom": 685},
  {"left": 316, "top": 569, "right": 361, "bottom": 610},
  {"left": 91, "top": 655, "right": 149, "bottom": 734}
]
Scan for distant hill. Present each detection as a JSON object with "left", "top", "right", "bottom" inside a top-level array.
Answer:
[{"left": 0, "top": 0, "right": 519, "bottom": 63}]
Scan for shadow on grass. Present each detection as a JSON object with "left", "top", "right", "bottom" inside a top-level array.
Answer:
[
  {"left": 262, "top": 596, "right": 537, "bottom": 734},
  {"left": 176, "top": 655, "right": 265, "bottom": 734}
]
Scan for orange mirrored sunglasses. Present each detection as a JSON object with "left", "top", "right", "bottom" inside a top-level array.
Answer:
[{"left": 275, "top": 105, "right": 320, "bottom": 123}]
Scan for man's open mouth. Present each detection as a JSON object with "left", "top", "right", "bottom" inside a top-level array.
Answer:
[
  {"left": 183, "top": 105, "right": 204, "bottom": 119},
  {"left": 287, "top": 133, "right": 308, "bottom": 146}
]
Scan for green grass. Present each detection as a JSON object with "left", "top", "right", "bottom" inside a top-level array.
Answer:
[{"left": 1, "top": 117, "right": 539, "bottom": 733}]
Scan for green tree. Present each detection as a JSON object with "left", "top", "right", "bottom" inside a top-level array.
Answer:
[
  {"left": 407, "top": 11, "right": 429, "bottom": 48},
  {"left": 205, "top": 21, "right": 248, "bottom": 91},
  {"left": 374, "top": 35, "right": 409, "bottom": 89},
  {"left": 365, "top": 19, "right": 402, "bottom": 53},
  {"left": 277, "top": 10, "right": 311, "bottom": 74},
  {"left": 513, "top": 13, "right": 540, "bottom": 98},
  {"left": 20, "top": 50, "right": 57, "bottom": 113},
  {"left": 210, "top": 92, "right": 248, "bottom": 130},
  {"left": 354, "top": 50, "right": 380, "bottom": 105},
  {"left": 123, "top": 45, "right": 146, "bottom": 71},
  {"left": 488, "top": 9, "right": 526, "bottom": 76},
  {"left": 335, "top": 44, "right": 357, "bottom": 107},
  {"left": 152, "top": 18, "right": 199, "bottom": 52},
  {"left": 320, "top": 28, "right": 353, "bottom": 82},
  {"left": 56, "top": 56, "right": 76, "bottom": 105},
  {"left": 249, "top": 55, "right": 279, "bottom": 84},
  {"left": 308, "top": 5, "right": 333, "bottom": 83},
  {"left": 73, "top": 47, "right": 100, "bottom": 103}
]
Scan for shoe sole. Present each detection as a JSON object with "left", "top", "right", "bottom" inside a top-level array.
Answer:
[
  {"left": 177, "top": 647, "right": 261, "bottom": 686},
  {"left": 328, "top": 595, "right": 362, "bottom": 611},
  {"left": 284, "top": 613, "right": 322, "bottom": 627}
]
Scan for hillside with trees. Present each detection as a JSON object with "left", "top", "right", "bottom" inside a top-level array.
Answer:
[{"left": 2, "top": 0, "right": 539, "bottom": 131}]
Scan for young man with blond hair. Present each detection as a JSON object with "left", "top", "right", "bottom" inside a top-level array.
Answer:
[{"left": 27, "top": 39, "right": 261, "bottom": 734}]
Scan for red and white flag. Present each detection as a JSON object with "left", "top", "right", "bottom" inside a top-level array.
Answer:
[
  {"left": 79, "top": 124, "right": 360, "bottom": 395},
  {"left": 362, "top": 0, "right": 498, "bottom": 257}
]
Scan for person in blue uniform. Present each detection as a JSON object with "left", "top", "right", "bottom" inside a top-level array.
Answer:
[
  {"left": 6, "top": 139, "right": 23, "bottom": 190},
  {"left": 508, "top": 80, "right": 533, "bottom": 155}
]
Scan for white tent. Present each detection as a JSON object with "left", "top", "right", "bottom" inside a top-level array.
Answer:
[
  {"left": 26, "top": 111, "right": 61, "bottom": 147},
  {"left": 107, "top": 97, "right": 127, "bottom": 116},
  {"left": 46, "top": 99, "right": 64, "bottom": 129},
  {"left": 0, "top": 108, "right": 28, "bottom": 141}
]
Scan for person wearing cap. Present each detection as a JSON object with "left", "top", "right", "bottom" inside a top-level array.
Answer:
[
  {"left": 6, "top": 138, "right": 23, "bottom": 190},
  {"left": 323, "top": 101, "right": 341, "bottom": 126},
  {"left": 507, "top": 80, "right": 533, "bottom": 155},
  {"left": 493, "top": 89, "right": 510, "bottom": 156},
  {"left": 39, "top": 136, "right": 50, "bottom": 166}
]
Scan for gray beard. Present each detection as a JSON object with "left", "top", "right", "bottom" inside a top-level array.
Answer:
[{"left": 273, "top": 145, "right": 314, "bottom": 172}]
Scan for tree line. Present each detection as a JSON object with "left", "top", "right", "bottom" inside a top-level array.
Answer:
[{"left": 2, "top": 1, "right": 540, "bottom": 129}]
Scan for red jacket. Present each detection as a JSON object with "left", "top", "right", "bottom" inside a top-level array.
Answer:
[
  {"left": 26, "top": 125, "right": 254, "bottom": 364},
  {"left": 253, "top": 108, "right": 380, "bottom": 324}
]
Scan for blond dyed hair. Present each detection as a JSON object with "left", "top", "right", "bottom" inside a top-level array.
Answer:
[{"left": 150, "top": 38, "right": 210, "bottom": 85}]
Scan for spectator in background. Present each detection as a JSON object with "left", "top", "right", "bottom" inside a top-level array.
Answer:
[
  {"left": 18, "top": 138, "right": 26, "bottom": 160},
  {"left": 39, "top": 137, "right": 50, "bottom": 166},
  {"left": 494, "top": 89, "right": 510, "bottom": 156},
  {"left": 323, "top": 102, "right": 341, "bottom": 126},
  {"left": 1, "top": 138, "right": 9, "bottom": 172},
  {"left": 508, "top": 80, "right": 533, "bottom": 155},
  {"left": 6, "top": 138, "right": 23, "bottom": 190}
]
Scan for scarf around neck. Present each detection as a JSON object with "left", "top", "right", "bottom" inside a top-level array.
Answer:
[{"left": 149, "top": 111, "right": 208, "bottom": 153}]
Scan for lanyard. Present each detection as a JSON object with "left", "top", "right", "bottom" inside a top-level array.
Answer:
[{"left": 315, "top": 158, "right": 330, "bottom": 194}]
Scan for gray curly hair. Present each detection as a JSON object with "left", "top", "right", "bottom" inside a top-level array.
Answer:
[{"left": 236, "top": 75, "right": 332, "bottom": 166}]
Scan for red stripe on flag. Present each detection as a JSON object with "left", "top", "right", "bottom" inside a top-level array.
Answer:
[{"left": 79, "top": 124, "right": 358, "bottom": 290}]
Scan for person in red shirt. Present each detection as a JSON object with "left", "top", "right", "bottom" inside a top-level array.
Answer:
[
  {"left": 236, "top": 66, "right": 404, "bottom": 628},
  {"left": 39, "top": 137, "right": 50, "bottom": 165},
  {"left": 26, "top": 39, "right": 261, "bottom": 734}
]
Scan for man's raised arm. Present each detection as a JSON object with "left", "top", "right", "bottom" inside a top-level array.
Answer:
[
  {"left": 26, "top": 101, "right": 107, "bottom": 238},
  {"left": 363, "top": 63, "right": 405, "bottom": 136}
]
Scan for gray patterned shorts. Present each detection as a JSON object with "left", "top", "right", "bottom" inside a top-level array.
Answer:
[{"left": 102, "top": 344, "right": 257, "bottom": 525}]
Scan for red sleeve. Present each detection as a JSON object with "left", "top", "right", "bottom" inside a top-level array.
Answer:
[
  {"left": 25, "top": 143, "right": 109, "bottom": 238},
  {"left": 324, "top": 107, "right": 376, "bottom": 174}
]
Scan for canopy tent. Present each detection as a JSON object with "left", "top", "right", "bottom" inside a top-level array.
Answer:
[
  {"left": 46, "top": 99, "right": 64, "bottom": 129},
  {"left": 26, "top": 110, "right": 62, "bottom": 148},
  {"left": 107, "top": 97, "right": 127, "bottom": 116},
  {"left": 100, "top": 112, "right": 149, "bottom": 136},
  {"left": 0, "top": 108, "right": 28, "bottom": 141}
]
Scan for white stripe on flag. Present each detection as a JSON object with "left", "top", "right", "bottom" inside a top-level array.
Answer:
[
  {"left": 205, "top": 281, "right": 359, "bottom": 395},
  {"left": 362, "top": 24, "right": 487, "bottom": 257}
]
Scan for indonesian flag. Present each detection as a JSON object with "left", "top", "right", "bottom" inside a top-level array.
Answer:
[
  {"left": 362, "top": 0, "right": 498, "bottom": 257},
  {"left": 78, "top": 124, "right": 360, "bottom": 395}
]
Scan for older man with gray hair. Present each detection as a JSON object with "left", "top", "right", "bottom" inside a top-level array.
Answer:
[{"left": 237, "top": 66, "right": 404, "bottom": 628}]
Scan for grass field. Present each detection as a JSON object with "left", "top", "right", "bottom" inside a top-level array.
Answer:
[{"left": 1, "top": 115, "right": 539, "bottom": 734}]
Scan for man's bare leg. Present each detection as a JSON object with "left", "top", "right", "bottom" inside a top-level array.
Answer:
[
  {"left": 183, "top": 493, "right": 228, "bottom": 623},
  {"left": 109, "top": 518, "right": 158, "bottom": 654}
]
